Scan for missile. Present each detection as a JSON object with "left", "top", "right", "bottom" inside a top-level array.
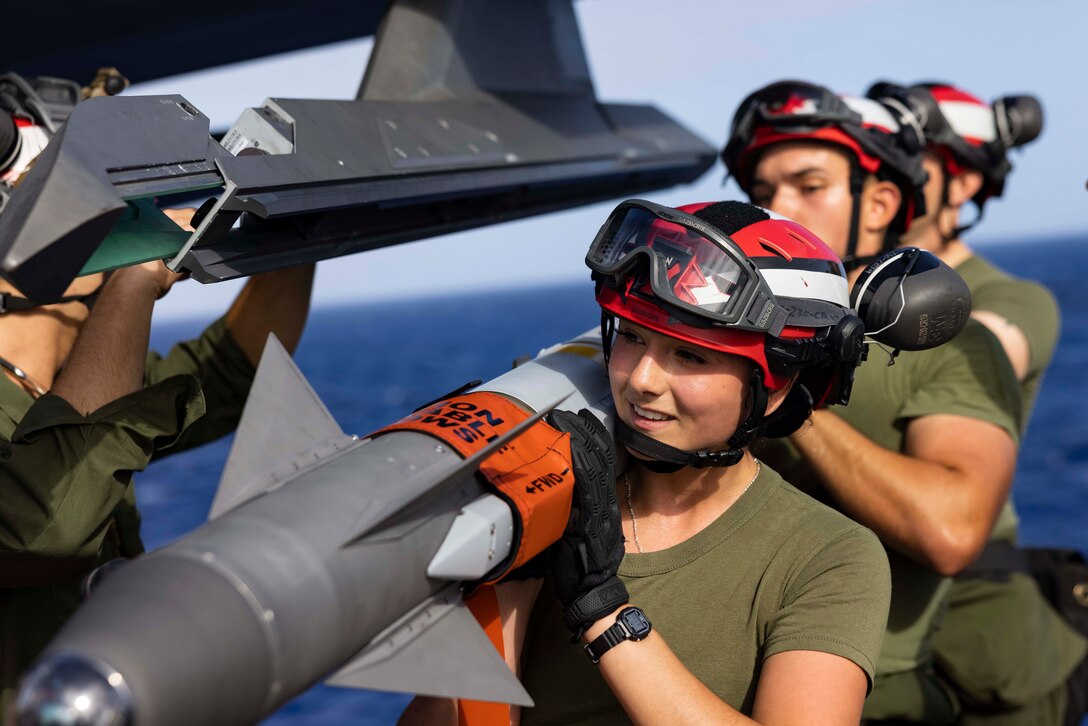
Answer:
[{"left": 15, "top": 329, "right": 612, "bottom": 726}]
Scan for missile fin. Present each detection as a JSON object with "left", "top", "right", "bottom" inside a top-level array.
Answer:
[
  {"left": 210, "top": 334, "right": 345, "bottom": 519},
  {"left": 327, "top": 587, "right": 533, "bottom": 706},
  {"left": 343, "top": 393, "right": 569, "bottom": 546}
]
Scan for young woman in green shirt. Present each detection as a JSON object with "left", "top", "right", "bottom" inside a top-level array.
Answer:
[{"left": 402, "top": 200, "right": 893, "bottom": 725}]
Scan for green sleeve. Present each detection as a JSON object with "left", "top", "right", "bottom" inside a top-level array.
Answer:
[
  {"left": 0, "top": 378, "right": 204, "bottom": 585},
  {"left": 144, "top": 316, "right": 256, "bottom": 457},
  {"left": 897, "top": 322, "right": 1021, "bottom": 443},
  {"left": 970, "top": 278, "right": 1060, "bottom": 376},
  {"left": 763, "top": 526, "right": 891, "bottom": 687}
]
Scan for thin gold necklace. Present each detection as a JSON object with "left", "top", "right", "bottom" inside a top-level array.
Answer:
[{"left": 624, "top": 459, "right": 761, "bottom": 554}]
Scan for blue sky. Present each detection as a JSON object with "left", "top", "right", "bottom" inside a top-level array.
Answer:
[{"left": 128, "top": 0, "right": 1088, "bottom": 321}]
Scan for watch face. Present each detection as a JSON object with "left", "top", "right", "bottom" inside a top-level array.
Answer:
[{"left": 619, "top": 607, "right": 652, "bottom": 638}]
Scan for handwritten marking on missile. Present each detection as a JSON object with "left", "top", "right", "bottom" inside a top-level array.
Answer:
[{"left": 417, "top": 400, "right": 506, "bottom": 445}]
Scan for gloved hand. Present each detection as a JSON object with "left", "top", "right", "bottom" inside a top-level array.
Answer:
[{"left": 546, "top": 408, "right": 628, "bottom": 639}]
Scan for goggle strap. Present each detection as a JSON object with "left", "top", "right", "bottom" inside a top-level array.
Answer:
[{"left": 776, "top": 299, "right": 846, "bottom": 329}]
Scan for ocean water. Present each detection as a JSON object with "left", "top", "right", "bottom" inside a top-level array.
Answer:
[{"left": 139, "top": 234, "right": 1088, "bottom": 724}]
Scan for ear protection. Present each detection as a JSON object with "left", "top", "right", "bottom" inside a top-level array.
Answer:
[{"left": 851, "top": 247, "right": 971, "bottom": 351}]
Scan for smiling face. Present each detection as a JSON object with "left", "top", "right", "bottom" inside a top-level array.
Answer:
[{"left": 608, "top": 320, "right": 751, "bottom": 455}]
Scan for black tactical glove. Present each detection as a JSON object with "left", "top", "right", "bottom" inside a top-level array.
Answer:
[{"left": 546, "top": 408, "right": 629, "bottom": 639}]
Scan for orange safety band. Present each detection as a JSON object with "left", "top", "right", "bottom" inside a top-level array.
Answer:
[
  {"left": 371, "top": 391, "right": 574, "bottom": 581},
  {"left": 456, "top": 585, "right": 511, "bottom": 726}
]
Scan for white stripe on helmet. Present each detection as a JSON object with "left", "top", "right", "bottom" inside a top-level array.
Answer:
[
  {"left": 762, "top": 269, "right": 850, "bottom": 307},
  {"left": 936, "top": 99, "right": 997, "bottom": 144},
  {"left": 842, "top": 95, "right": 901, "bottom": 134}
]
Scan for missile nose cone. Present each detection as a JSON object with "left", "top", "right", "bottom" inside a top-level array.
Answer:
[{"left": 15, "top": 653, "right": 133, "bottom": 726}]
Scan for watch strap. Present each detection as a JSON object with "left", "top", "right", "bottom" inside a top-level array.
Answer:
[
  {"left": 583, "top": 606, "right": 652, "bottom": 663},
  {"left": 584, "top": 621, "right": 629, "bottom": 663}
]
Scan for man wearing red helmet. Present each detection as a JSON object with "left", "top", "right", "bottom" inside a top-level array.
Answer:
[
  {"left": 724, "top": 80, "right": 1022, "bottom": 723},
  {"left": 866, "top": 81, "right": 1086, "bottom": 726}
]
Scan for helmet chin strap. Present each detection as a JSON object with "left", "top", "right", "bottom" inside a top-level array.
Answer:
[
  {"left": 841, "top": 161, "right": 902, "bottom": 271},
  {"left": 615, "top": 369, "right": 769, "bottom": 471},
  {"left": 840, "top": 160, "right": 868, "bottom": 272},
  {"left": 936, "top": 165, "right": 986, "bottom": 243}
]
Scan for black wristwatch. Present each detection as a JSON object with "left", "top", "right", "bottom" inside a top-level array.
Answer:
[{"left": 583, "top": 606, "right": 652, "bottom": 663}]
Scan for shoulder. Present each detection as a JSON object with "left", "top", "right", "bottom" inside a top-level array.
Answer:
[
  {"left": 761, "top": 466, "right": 885, "bottom": 564},
  {"left": 905, "top": 319, "right": 1011, "bottom": 375},
  {"left": 758, "top": 468, "right": 890, "bottom": 680},
  {"left": 963, "top": 255, "right": 1059, "bottom": 326},
  {"left": 893, "top": 321, "right": 1021, "bottom": 438}
]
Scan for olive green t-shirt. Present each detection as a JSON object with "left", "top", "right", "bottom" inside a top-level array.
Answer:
[
  {"left": 956, "top": 253, "right": 1059, "bottom": 430},
  {"left": 955, "top": 254, "right": 1059, "bottom": 543},
  {"left": 931, "top": 255, "right": 1083, "bottom": 714},
  {"left": 519, "top": 465, "right": 891, "bottom": 725},
  {"left": 763, "top": 322, "right": 1020, "bottom": 700},
  {"left": 0, "top": 317, "right": 255, "bottom": 713}
]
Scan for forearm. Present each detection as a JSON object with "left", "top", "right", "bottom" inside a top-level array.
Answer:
[
  {"left": 790, "top": 412, "right": 1009, "bottom": 573},
  {"left": 51, "top": 271, "right": 159, "bottom": 414},
  {"left": 585, "top": 606, "right": 755, "bottom": 726},
  {"left": 226, "top": 264, "right": 315, "bottom": 365}
]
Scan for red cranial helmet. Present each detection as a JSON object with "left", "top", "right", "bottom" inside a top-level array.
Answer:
[
  {"left": 722, "top": 80, "right": 929, "bottom": 269},
  {"left": 867, "top": 81, "right": 1042, "bottom": 213},
  {"left": 587, "top": 199, "right": 866, "bottom": 469}
]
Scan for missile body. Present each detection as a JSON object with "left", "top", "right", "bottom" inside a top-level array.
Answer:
[{"left": 16, "top": 330, "right": 611, "bottom": 726}]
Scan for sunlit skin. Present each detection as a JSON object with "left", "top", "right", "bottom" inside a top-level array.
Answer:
[
  {"left": 748, "top": 141, "right": 900, "bottom": 282},
  {"left": 608, "top": 321, "right": 750, "bottom": 456}
]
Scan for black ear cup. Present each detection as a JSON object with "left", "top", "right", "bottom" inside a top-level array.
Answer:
[
  {"left": 995, "top": 95, "right": 1043, "bottom": 148},
  {"left": 852, "top": 247, "right": 971, "bottom": 351}
]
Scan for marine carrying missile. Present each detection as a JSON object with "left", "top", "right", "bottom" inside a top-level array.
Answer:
[{"left": 16, "top": 329, "right": 612, "bottom": 725}]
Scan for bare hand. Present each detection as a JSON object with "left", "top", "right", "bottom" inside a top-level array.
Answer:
[{"left": 112, "top": 260, "right": 188, "bottom": 300}]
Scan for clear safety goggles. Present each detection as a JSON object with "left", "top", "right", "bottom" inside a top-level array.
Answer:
[
  {"left": 585, "top": 200, "right": 782, "bottom": 333},
  {"left": 730, "top": 81, "right": 861, "bottom": 139}
]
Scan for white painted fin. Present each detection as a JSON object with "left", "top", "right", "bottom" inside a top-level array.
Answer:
[
  {"left": 210, "top": 334, "right": 345, "bottom": 519},
  {"left": 327, "top": 588, "right": 532, "bottom": 706}
]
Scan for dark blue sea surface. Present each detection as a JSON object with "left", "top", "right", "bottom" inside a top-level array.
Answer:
[{"left": 140, "top": 236, "right": 1088, "bottom": 724}]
